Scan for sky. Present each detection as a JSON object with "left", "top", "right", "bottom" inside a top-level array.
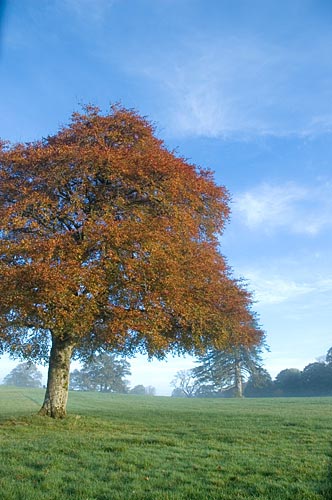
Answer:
[{"left": 0, "top": 0, "right": 331, "bottom": 395}]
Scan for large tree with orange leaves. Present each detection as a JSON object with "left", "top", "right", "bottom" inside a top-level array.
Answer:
[{"left": 0, "top": 106, "right": 262, "bottom": 417}]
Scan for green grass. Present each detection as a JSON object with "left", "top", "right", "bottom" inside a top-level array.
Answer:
[{"left": 0, "top": 387, "right": 331, "bottom": 499}]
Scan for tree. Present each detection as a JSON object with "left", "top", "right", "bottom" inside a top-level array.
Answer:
[
  {"left": 244, "top": 367, "right": 274, "bottom": 397},
  {"left": 326, "top": 347, "right": 332, "bottom": 365},
  {"left": 171, "top": 387, "right": 187, "bottom": 397},
  {"left": 0, "top": 105, "right": 262, "bottom": 417},
  {"left": 171, "top": 369, "right": 200, "bottom": 398},
  {"left": 3, "top": 362, "right": 43, "bottom": 388},
  {"left": 145, "top": 385, "right": 156, "bottom": 396},
  {"left": 193, "top": 343, "right": 265, "bottom": 398},
  {"left": 129, "top": 384, "right": 156, "bottom": 395},
  {"left": 129, "top": 384, "right": 146, "bottom": 395},
  {"left": 69, "top": 353, "right": 130, "bottom": 392},
  {"left": 274, "top": 368, "right": 302, "bottom": 396},
  {"left": 301, "top": 362, "right": 332, "bottom": 396},
  {"left": 69, "top": 368, "right": 91, "bottom": 392}
]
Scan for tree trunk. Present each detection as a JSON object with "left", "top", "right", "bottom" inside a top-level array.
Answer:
[
  {"left": 38, "top": 335, "right": 74, "bottom": 418},
  {"left": 234, "top": 359, "right": 243, "bottom": 398}
]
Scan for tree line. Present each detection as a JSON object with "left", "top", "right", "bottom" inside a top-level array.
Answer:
[
  {"left": 1, "top": 354, "right": 155, "bottom": 396},
  {"left": 171, "top": 346, "right": 332, "bottom": 398},
  {"left": 3, "top": 346, "right": 331, "bottom": 398}
]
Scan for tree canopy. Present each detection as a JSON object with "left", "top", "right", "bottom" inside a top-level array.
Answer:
[
  {"left": 244, "top": 368, "right": 274, "bottom": 397},
  {"left": 129, "top": 384, "right": 156, "bottom": 395},
  {"left": 0, "top": 105, "right": 262, "bottom": 417},
  {"left": 193, "top": 343, "right": 265, "bottom": 397},
  {"left": 274, "top": 368, "right": 303, "bottom": 396},
  {"left": 69, "top": 353, "right": 130, "bottom": 392},
  {"left": 171, "top": 369, "right": 200, "bottom": 398},
  {"left": 326, "top": 347, "right": 332, "bottom": 365},
  {"left": 2, "top": 362, "right": 43, "bottom": 388},
  {"left": 129, "top": 384, "right": 146, "bottom": 395}
]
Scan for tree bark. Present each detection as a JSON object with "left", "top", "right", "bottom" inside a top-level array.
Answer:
[
  {"left": 38, "top": 335, "right": 74, "bottom": 418},
  {"left": 234, "top": 358, "right": 243, "bottom": 398}
]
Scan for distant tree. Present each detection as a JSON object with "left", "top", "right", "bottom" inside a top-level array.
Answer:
[
  {"left": 194, "top": 384, "right": 221, "bottom": 398},
  {"left": 129, "top": 384, "right": 156, "bottom": 395},
  {"left": 244, "top": 368, "right": 274, "bottom": 397},
  {"left": 301, "top": 362, "right": 332, "bottom": 396},
  {"left": 274, "top": 368, "right": 303, "bottom": 396},
  {"left": 171, "top": 369, "right": 200, "bottom": 398},
  {"left": 3, "top": 362, "right": 43, "bottom": 388},
  {"left": 145, "top": 385, "right": 156, "bottom": 396},
  {"left": 0, "top": 105, "right": 263, "bottom": 417},
  {"left": 69, "top": 353, "right": 130, "bottom": 392},
  {"left": 69, "top": 368, "right": 92, "bottom": 391},
  {"left": 171, "top": 387, "right": 187, "bottom": 397},
  {"left": 130, "top": 384, "right": 146, "bottom": 395},
  {"left": 326, "top": 347, "right": 332, "bottom": 365},
  {"left": 194, "top": 343, "right": 265, "bottom": 398}
]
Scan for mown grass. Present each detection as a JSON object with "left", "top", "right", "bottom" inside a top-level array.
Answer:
[{"left": 0, "top": 387, "right": 331, "bottom": 499}]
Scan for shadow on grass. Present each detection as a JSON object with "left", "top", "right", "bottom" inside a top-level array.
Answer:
[
  {"left": 321, "top": 444, "right": 332, "bottom": 499},
  {"left": 21, "top": 392, "right": 43, "bottom": 407}
]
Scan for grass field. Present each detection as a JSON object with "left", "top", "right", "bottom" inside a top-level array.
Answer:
[{"left": 0, "top": 387, "right": 331, "bottom": 499}]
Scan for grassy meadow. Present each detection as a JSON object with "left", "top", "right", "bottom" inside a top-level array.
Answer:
[{"left": 0, "top": 387, "right": 331, "bottom": 499}]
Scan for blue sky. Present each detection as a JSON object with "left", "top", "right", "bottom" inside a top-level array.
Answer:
[{"left": 1, "top": 0, "right": 331, "bottom": 395}]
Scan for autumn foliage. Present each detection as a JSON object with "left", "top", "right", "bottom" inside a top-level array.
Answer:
[{"left": 0, "top": 105, "right": 262, "bottom": 416}]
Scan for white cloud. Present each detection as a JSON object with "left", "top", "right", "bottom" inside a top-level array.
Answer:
[
  {"left": 234, "top": 181, "right": 332, "bottom": 235},
  {"left": 163, "top": 39, "right": 288, "bottom": 138},
  {"left": 245, "top": 272, "right": 314, "bottom": 305},
  {"left": 123, "top": 31, "right": 332, "bottom": 138},
  {"left": 132, "top": 37, "right": 281, "bottom": 137},
  {"left": 243, "top": 269, "right": 332, "bottom": 306}
]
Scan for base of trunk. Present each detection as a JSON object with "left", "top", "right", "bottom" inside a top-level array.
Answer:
[
  {"left": 39, "top": 336, "right": 74, "bottom": 418},
  {"left": 38, "top": 403, "right": 67, "bottom": 419}
]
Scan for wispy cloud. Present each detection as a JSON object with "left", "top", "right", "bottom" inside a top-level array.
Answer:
[
  {"left": 125, "top": 32, "right": 332, "bottom": 138},
  {"left": 160, "top": 38, "right": 289, "bottom": 138},
  {"left": 47, "top": 1, "right": 332, "bottom": 139},
  {"left": 244, "top": 269, "right": 332, "bottom": 306},
  {"left": 234, "top": 181, "right": 332, "bottom": 235},
  {"left": 245, "top": 272, "right": 315, "bottom": 305}
]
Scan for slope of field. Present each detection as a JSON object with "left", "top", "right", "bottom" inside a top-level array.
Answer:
[{"left": 0, "top": 387, "right": 331, "bottom": 499}]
